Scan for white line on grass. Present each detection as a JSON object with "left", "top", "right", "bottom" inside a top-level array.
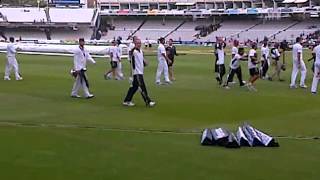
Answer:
[{"left": 0, "top": 121, "right": 319, "bottom": 141}]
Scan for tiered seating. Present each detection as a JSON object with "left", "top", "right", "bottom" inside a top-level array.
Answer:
[
  {"left": 4, "top": 29, "right": 47, "bottom": 40},
  {"left": 0, "top": 8, "right": 47, "bottom": 23},
  {"left": 275, "top": 20, "right": 320, "bottom": 41},
  {"left": 50, "top": 27, "right": 93, "bottom": 40},
  {"left": 49, "top": 8, "right": 94, "bottom": 23},
  {"left": 238, "top": 20, "right": 296, "bottom": 42},
  {"left": 137, "top": 19, "right": 183, "bottom": 40},
  {"left": 201, "top": 20, "right": 258, "bottom": 42},
  {"left": 101, "top": 19, "right": 143, "bottom": 40},
  {"left": 167, "top": 20, "right": 208, "bottom": 41}
]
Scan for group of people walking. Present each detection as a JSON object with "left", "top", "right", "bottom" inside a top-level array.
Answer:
[{"left": 214, "top": 36, "right": 320, "bottom": 93}]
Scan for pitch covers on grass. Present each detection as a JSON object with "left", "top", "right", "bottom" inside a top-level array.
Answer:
[{"left": 201, "top": 123, "right": 279, "bottom": 148}]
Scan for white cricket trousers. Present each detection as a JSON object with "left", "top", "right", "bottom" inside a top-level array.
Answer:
[
  {"left": 107, "top": 62, "right": 124, "bottom": 79},
  {"left": 71, "top": 74, "right": 91, "bottom": 97},
  {"left": 156, "top": 60, "right": 170, "bottom": 83},
  {"left": 4, "top": 57, "right": 21, "bottom": 79},
  {"left": 290, "top": 60, "right": 307, "bottom": 87},
  {"left": 311, "top": 62, "right": 320, "bottom": 93},
  {"left": 117, "top": 61, "right": 124, "bottom": 78}
]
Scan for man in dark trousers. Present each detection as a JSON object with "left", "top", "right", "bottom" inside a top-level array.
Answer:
[
  {"left": 215, "top": 37, "right": 226, "bottom": 85},
  {"left": 224, "top": 47, "right": 246, "bottom": 89},
  {"left": 166, "top": 39, "right": 178, "bottom": 81},
  {"left": 123, "top": 38, "right": 156, "bottom": 107}
]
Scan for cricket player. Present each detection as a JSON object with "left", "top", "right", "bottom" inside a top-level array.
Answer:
[
  {"left": 231, "top": 39, "right": 239, "bottom": 58},
  {"left": 215, "top": 37, "right": 226, "bottom": 85},
  {"left": 247, "top": 43, "right": 260, "bottom": 91},
  {"left": 4, "top": 37, "right": 23, "bottom": 81},
  {"left": 166, "top": 39, "right": 178, "bottom": 81},
  {"left": 123, "top": 38, "right": 156, "bottom": 107},
  {"left": 155, "top": 37, "right": 171, "bottom": 85},
  {"left": 105, "top": 40, "right": 124, "bottom": 80},
  {"left": 260, "top": 41, "right": 270, "bottom": 80},
  {"left": 224, "top": 47, "right": 246, "bottom": 89},
  {"left": 105, "top": 40, "right": 122, "bottom": 80},
  {"left": 290, "top": 37, "right": 307, "bottom": 89},
  {"left": 270, "top": 43, "right": 284, "bottom": 81},
  {"left": 128, "top": 36, "right": 137, "bottom": 82},
  {"left": 230, "top": 39, "right": 244, "bottom": 84},
  {"left": 71, "top": 38, "right": 96, "bottom": 99},
  {"left": 311, "top": 38, "right": 320, "bottom": 94}
]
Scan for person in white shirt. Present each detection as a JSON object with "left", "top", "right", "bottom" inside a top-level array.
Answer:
[
  {"left": 260, "top": 41, "right": 270, "bottom": 80},
  {"left": 229, "top": 39, "right": 241, "bottom": 84},
  {"left": 105, "top": 40, "right": 124, "bottom": 80},
  {"left": 144, "top": 38, "right": 149, "bottom": 48},
  {"left": 231, "top": 40, "right": 239, "bottom": 58},
  {"left": 215, "top": 37, "right": 226, "bottom": 85},
  {"left": 224, "top": 47, "right": 246, "bottom": 89},
  {"left": 311, "top": 38, "right": 320, "bottom": 94},
  {"left": 123, "top": 38, "right": 155, "bottom": 107},
  {"left": 155, "top": 37, "right": 171, "bottom": 85},
  {"left": 290, "top": 37, "right": 307, "bottom": 89},
  {"left": 247, "top": 43, "right": 260, "bottom": 91},
  {"left": 270, "top": 43, "right": 284, "bottom": 81},
  {"left": 128, "top": 36, "right": 137, "bottom": 82},
  {"left": 4, "top": 37, "right": 23, "bottom": 81},
  {"left": 71, "top": 38, "right": 96, "bottom": 99}
]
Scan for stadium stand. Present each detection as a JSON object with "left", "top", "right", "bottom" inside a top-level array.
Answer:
[
  {"left": 167, "top": 19, "right": 209, "bottom": 41},
  {"left": 237, "top": 20, "right": 299, "bottom": 42},
  {"left": 3, "top": 28, "right": 47, "bottom": 40},
  {"left": 136, "top": 18, "right": 184, "bottom": 40},
  {"left": 275, "top": 19, "right": 320, "bottom": 41},
  {"left": 200, "top": 20, "right": 260, "bottom": 42},
  {"left": 0, "top": 0, "right": 319, "bottom": 43},
  {"left": 48, "top": 8, "right": 94, "bottom": 23},
  {"left": 0, "top": 8, "right": 47, "bottom": 23},
  {"left": 100, "top": 18, "right": 144, "bottom": 40},
  {"left": 50, "top": 27, "right": 93, "bottom": 40}
]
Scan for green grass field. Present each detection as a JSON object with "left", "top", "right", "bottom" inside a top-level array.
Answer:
[{"left": 0, "top": 47, "right": 319, "bottom": 180}]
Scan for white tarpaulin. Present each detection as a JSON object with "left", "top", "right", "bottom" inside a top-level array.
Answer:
[
  {"left": 0, "top": 42, "right": 128, "bottom": 57},
  {"left": 282, "top": 0, "right": 295, "bottom": 3},
  {"left": 294, "top": 0, "right": 308, "bottom": 3}
]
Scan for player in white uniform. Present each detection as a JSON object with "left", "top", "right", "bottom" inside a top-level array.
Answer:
[
  {"left": 104, "top": 40, "right": 122, "bottom": 80},
  {"left": 127, "top": 36, "right": 137, "bottom": 82},
  {"left": 260, "top": 41, "right": 270, "bottom": 80},
  {"left": 247, "top": 43, "right": 260, "bottom": 91},
  {"left": 311, "top": 38, "right": 320, "bottom": 94},
  {"left": 4, "top": 37, "right": 23, "bottom": 81},
  {"left": 290, "top": 37, "right": 307, "bottom": 89},
  {"left": 229, "top": 39, "right": 244, "bottom": 84},
  {"left": 224, "top": 47, "right": 246, "bottom": 89},
  {"left": 155, "top": 37, "right": 171, "bottom": 85},
  {"left": 71, "top": 38, "right": 96, "bottom": 99},
  {"left": 123, "top": 38, "right": 155, "bottom": 107},
  {"left": 215, "top": 38, "right": 226, "bottom": 85},
  {"left": 231, "top": 40, "right": 239, "bottom": 58}
]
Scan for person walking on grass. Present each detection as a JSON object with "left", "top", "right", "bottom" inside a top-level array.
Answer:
[
  {"left": 123, "top": 38, "right": 156, "bottom": 107},
  {"left": 290, "top": 37, "right": 307, "bottom": 89},
  {"left": 71, "top": 38, "right": 96, "bottom": 99},
  {"left": 247, "top": 43, "right": 260, "bottom": 91}
]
